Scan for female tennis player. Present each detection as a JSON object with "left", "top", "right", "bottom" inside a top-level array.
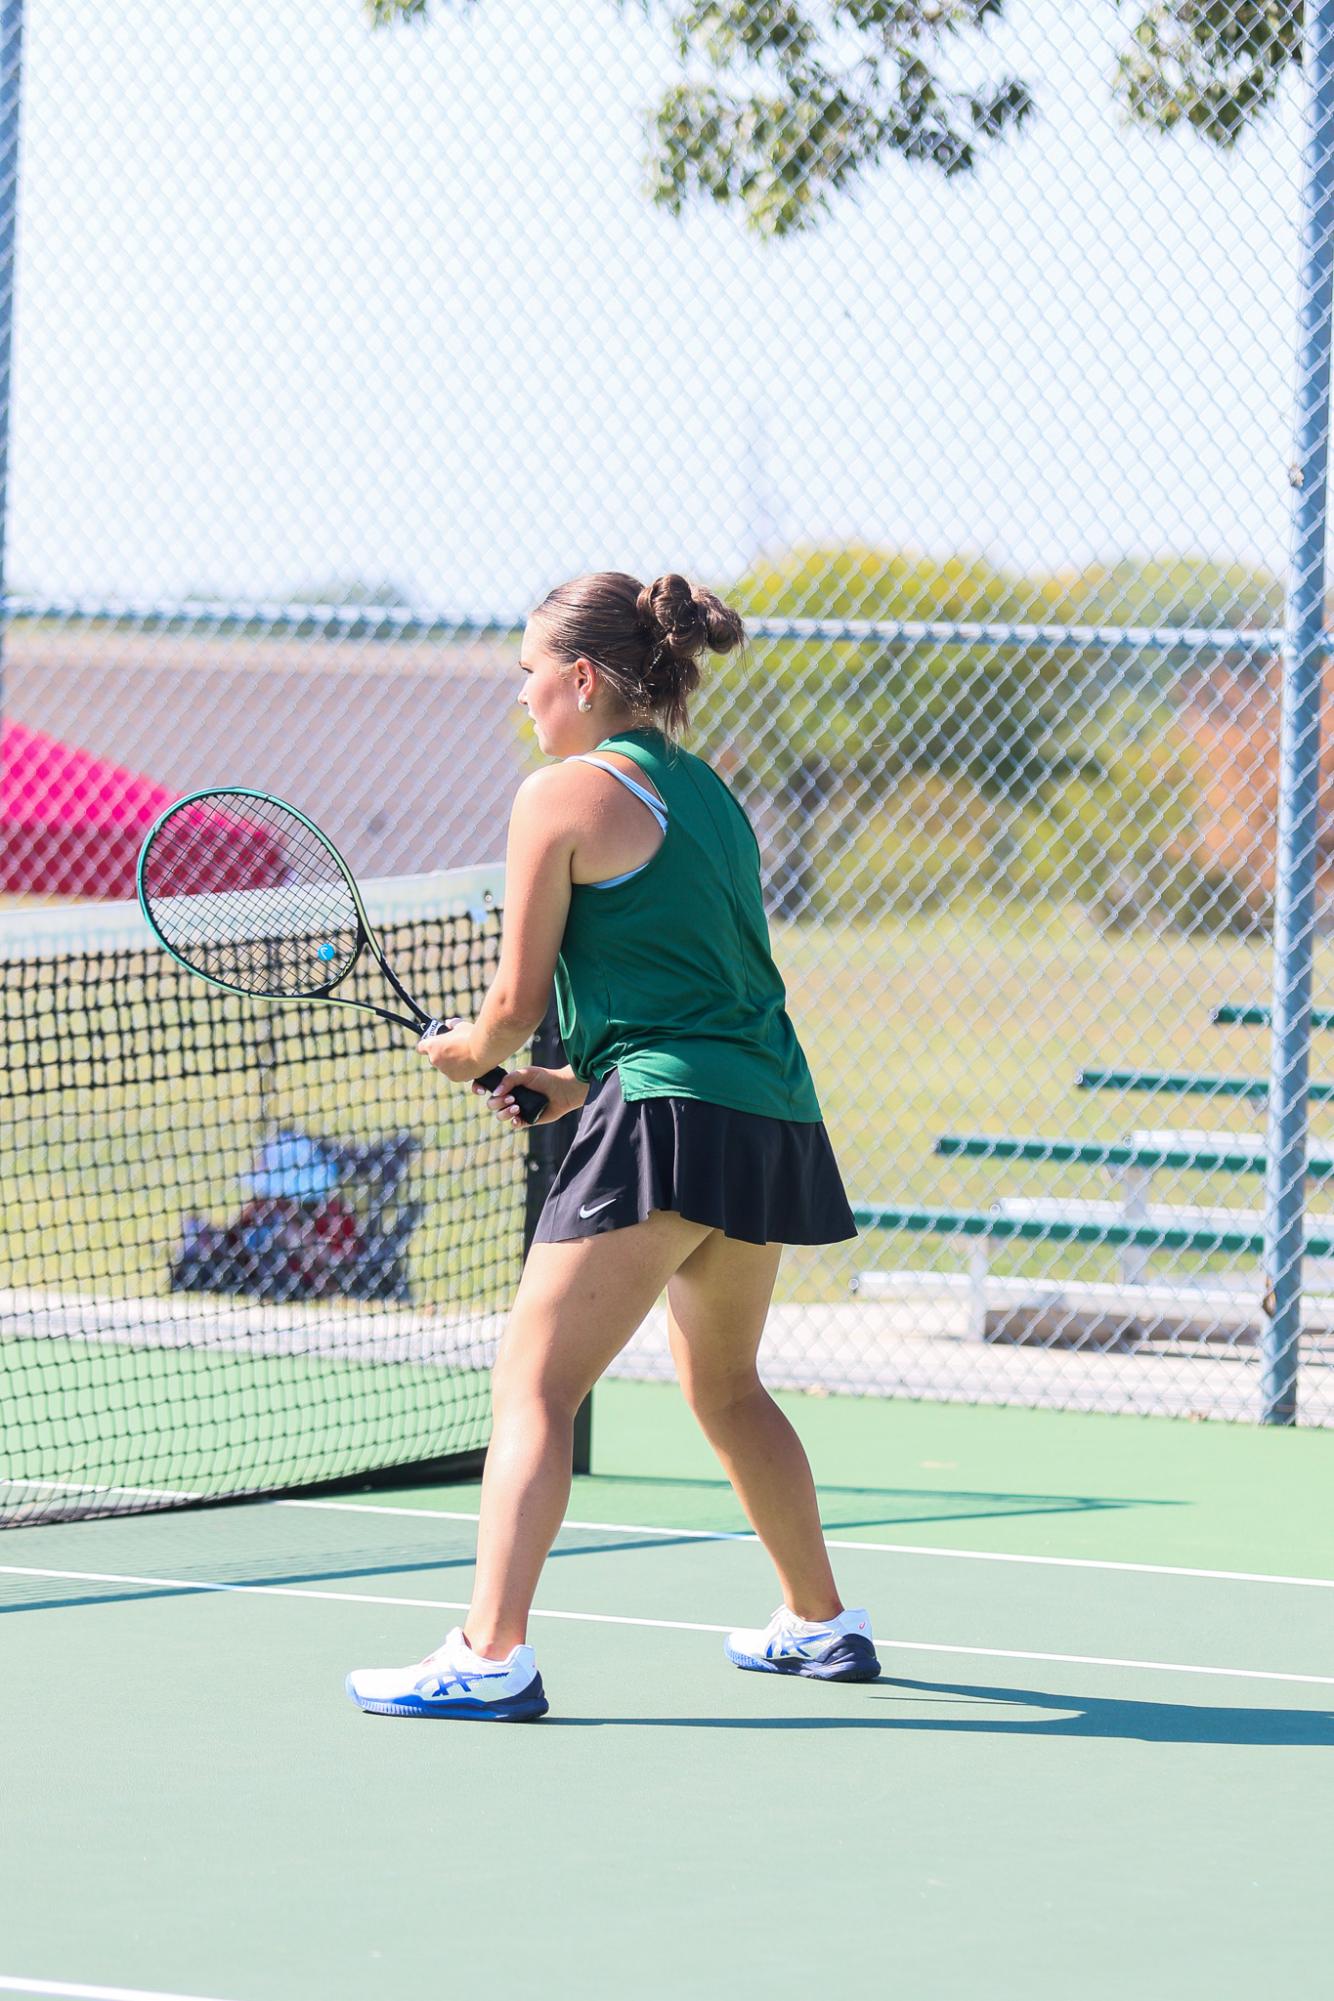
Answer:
[{"left": 346, "top": 571, "right": 877, "bottom": 1720}]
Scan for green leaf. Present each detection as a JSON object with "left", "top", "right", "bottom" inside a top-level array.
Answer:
[{"left": 369, "top": 2, "right": 1307, "bottom": 232}]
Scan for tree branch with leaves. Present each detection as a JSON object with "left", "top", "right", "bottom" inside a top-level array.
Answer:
[{"left": 368, "top": 1, "right": 1305, "bottom": 234}]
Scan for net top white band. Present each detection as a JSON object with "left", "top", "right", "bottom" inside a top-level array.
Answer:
[{"left": 0, "top": 863, "right": 506, "bottom": 962}]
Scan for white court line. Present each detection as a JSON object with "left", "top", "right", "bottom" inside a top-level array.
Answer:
[
  {"left": 4, "top": 1563, "right": 1332, "bottom": 1688},
  {"left": 0, "top": 1978, "right": 238, "bottom": 2001},
  {"left": 9, "top": 1491, "right": 1330, "bottom": 1593},
  {"left": 282, "top": 1498, "right": 1334, "bottom": 1592}
]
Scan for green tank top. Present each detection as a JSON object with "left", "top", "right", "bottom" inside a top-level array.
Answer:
[{"left": 553, "top": 728, "right": 822, "bottom": 1121}]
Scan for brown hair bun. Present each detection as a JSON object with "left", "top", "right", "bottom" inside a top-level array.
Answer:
[
  {"left": 532, "top": 570, "right": 746, "bottom": 736},
  {"left": 637, "top": 574, "right": 745, "bottom": 666}
]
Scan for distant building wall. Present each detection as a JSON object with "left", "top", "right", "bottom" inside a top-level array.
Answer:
[
  {"left": 1180, "top": 663, "right": 1334, "bottom": 921},
  {"left": 7, "top": 628, "right": 531, "bottom": 880}
]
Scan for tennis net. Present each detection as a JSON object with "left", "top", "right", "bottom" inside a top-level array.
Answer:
[{"left": 2, "top": 865, "right": 534, "bottom": 1526}]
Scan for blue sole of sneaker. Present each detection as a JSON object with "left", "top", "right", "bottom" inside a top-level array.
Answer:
[
  {"left": 345, "top": 1673, "right": 549, "bottom": 1721},
  {"left": 725, "top": 1637, "right": 882, "bottom": 1683}
]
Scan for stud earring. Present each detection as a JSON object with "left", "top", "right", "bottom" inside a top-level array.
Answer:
[{"left": 578, "top": 696, "right": 592, "bottom": 713}]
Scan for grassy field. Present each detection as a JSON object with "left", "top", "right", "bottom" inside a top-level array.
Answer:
[
  {"left": 775, "top": 899, "right": 1334, "bottom": 1304},
  {"left": 5, "top": 1038, "right": 525, "bottom": 1307},
  {"left": 3, "top": 918, "right": 527, "bottom": 1320},
  {"left": 5, "top": 894, "right": 1330, "bottom": 1318}
]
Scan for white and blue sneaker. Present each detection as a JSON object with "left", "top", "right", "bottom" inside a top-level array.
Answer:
[
  {"left": 725, "top": 1605, "right": 881, "bottom": 1682},
  {"left": 346, "top": 1627, "right": 549, "bottom": 1721}
]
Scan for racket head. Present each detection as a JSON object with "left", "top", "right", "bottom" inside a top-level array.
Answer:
[{"left": 137, "top": 788, "right": 372, "bottom": 1002}]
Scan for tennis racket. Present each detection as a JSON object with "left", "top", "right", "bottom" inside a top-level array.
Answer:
[{"left": 136, "top": 787, "right": 547, "bottom": 1127}]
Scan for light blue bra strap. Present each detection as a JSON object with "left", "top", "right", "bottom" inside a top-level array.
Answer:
[
  {"left": 588, "top": 863, "right": 650, "bottom": 890},
  {"left": 571, "top": 754, "right": 669, "bottom": 830},
  {"left": 569, "top": 754, "right": 667, "bottom": 889}
]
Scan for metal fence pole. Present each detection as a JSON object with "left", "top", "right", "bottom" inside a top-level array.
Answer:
[
  {"left": 1261, "top": 0, "right": 1334, "bottom": 1426},
  {"left": 0, "top": 0, "right": 24, "bottom": 735}
]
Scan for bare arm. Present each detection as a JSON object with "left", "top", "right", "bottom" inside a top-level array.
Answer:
[{"left": 419, "top": 766, "right": 576, "bottom": 1081}]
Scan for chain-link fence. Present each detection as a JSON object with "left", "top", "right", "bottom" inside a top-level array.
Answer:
[{"left": 5, "top": 0, "right": 1334, "bottom": 1426}]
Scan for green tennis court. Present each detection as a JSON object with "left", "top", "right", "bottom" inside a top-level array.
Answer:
[{"left": 3, "top": 1379, "right": 1331, "bottom": 2001}]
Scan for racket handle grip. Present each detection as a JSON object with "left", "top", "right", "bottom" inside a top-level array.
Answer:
[
  {"left": 473, "top": 1064, "right": 547, "bottom": 1127},
  {"left": 422, "top": 1022, "right": 548, "bottom": 1127}
]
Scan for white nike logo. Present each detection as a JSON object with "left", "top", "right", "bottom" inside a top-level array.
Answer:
[{"left": 578, "top": 1197, "right": 617, "bottom": 1218}]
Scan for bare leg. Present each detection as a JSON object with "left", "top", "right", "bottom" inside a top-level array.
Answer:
[
  {"left": 667, "top": 1234, "right": 842, "bottom": 1622},
  {"left": 465, "top": 1210, "right": 712, "bottom": 1658}
]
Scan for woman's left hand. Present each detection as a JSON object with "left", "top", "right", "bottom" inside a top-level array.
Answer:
[{"left": 417, "top": 1019, "right": 481, "bottom": 1083}]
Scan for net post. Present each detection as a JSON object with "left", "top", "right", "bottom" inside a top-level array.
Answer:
[{"left": 522, "top": 995, "right": 590, "bottom": 1471}]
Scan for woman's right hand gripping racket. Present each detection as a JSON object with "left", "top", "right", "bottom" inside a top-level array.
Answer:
[{"left": 136, "top": 786, "right": 548, "bottom": 1127}]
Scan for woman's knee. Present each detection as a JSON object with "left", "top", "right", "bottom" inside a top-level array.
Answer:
[
  {"left": 680, "top": 1363, "right": 766, "bottom": 1433},
  {"left": 491, "top": 1344, "right": 586, "bottom": 1426}
]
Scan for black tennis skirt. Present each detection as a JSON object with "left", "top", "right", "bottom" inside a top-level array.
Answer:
[{"left": 531, "top": 1068, "right": 858, "bottom": 1248}]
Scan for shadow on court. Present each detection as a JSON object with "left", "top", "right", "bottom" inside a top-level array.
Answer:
[
  {"left": 0, "top": 1523, "right": 742, "bottom": 1615},
  {"left": 0, "top": 1468, "right": 1179, "bottom": 1617},
  {"left": 544, "top": 1679, "right": 1334, "bottom": 1746},
  {"left": 595, "top": 1471, "right": 1181, "bottom": 1533}
]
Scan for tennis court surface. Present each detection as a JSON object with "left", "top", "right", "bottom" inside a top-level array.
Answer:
[
  {"left": 3, "top": 873, "right": 1332, "bottom": 1998},
  {"left": 3, "top": 1380, "right": 1331, "bottom": 2001}
]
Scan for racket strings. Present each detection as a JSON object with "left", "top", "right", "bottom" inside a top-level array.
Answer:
[{"left": 140, "top": 794, "right": 364, "bottom": 998}]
